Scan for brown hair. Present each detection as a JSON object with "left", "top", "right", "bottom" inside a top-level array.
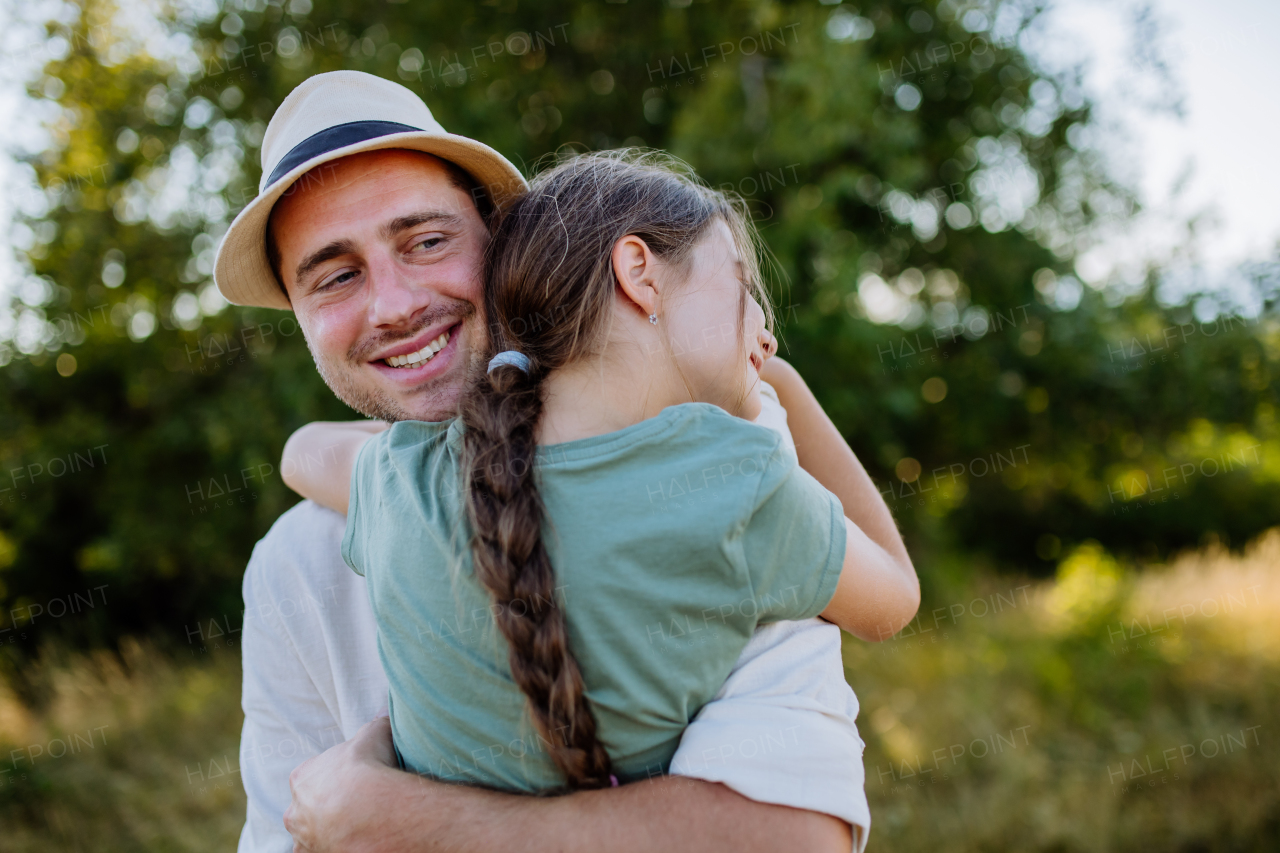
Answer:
[{"left": 458, "top": 150, "right": 772, "bottom": 789}]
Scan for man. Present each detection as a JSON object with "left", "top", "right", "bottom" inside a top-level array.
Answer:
[{"left": 215, "top": 70, "right": 899, "bottom": 853}]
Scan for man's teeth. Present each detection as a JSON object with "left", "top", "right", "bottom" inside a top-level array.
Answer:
[{"left": 386, "top": 331, "right": 451, "bottom": 368}]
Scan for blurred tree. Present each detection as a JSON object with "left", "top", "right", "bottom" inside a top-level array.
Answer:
[{"left": 0, "top": 0, "right": 1276, "bottom": 657}]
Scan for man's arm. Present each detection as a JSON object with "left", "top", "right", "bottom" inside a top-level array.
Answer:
[
  {"left": 284, "top": 717, "right": 852, "bottom": 853},
  {"left": 762, "top": 357, "right": 919, "bottom": 640}
]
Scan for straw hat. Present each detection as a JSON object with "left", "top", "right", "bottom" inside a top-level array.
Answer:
[{"left": 214, "top": 70, "right": 527, "bottom": 310}]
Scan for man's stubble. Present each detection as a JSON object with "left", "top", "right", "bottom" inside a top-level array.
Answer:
[{"left": 304, "top": 300, "right": 487, "bottom": 424}]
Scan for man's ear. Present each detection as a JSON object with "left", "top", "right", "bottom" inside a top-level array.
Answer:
[{"left": 611, "top": 235, "right": 661, "bottom": 319}]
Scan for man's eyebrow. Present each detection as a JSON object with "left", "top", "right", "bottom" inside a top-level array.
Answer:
[
  {"left": 378, "top": 210, "right": 463, "bottom": 241},
  {"left": 291, "top": 212, "right": 463, "bottom": 286},
  {"left": 295, "top": 239, "right": 358, "bottom": 286}
]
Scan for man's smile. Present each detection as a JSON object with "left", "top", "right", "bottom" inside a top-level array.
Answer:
[
  {"left": 382, "top": 328, "right": 453, "bottom": 368},
  {"left": 367, "top": 321, "right": 464, "bottom": 384}
]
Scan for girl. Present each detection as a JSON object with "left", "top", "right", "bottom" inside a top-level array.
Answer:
[{"left": 284, "top": 151, "right": 918, "bottom": 792}]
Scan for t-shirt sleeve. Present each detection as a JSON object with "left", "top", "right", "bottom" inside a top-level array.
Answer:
[
  {"left": 341, "top": 431, "right": 385, "bottom": 577},
  {"left": 740, "top": 437, "right": 846, "bottom": 623}
]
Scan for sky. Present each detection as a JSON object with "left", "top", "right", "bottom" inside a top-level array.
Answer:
[
  {"left": 1133, "top": 0, "right": 1280, "bottom": 266},
  {"left": 1035, "top": 0, "right": 1280, "bottom": 301},
  {"left": 0, "top": 0, "right": 1278, "bottom": 316}
]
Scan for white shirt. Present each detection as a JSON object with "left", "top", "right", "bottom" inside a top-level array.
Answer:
[{"left": 237, "top": 389, "right": 870, "bottom": 853}]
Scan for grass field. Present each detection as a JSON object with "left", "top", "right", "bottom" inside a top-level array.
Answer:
[
  {"left": 1, "top": 531, "right": 1278, "bottom": 851},
  {"left": 851, "top": 530, "right": 1280, "bottom": 851}
]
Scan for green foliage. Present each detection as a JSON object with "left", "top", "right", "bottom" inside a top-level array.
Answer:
[{"left": 1, "top": 0, "right": 1277, "bottom": 653}]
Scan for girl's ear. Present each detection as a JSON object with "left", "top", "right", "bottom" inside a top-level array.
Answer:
[{"left": 611, "top": 235, "right": 661, "bottom": 319}]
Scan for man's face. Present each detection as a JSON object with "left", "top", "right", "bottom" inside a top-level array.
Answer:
[{"left": 269, "top": 149, "right": 490, "bottom": 422}]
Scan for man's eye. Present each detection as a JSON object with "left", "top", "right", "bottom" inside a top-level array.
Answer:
[
  {"left": 412, "top": 236, "right": 444, "bottom": 252},
  {"left": 318, "top": 270, "right": 358, "bottom": 291}
]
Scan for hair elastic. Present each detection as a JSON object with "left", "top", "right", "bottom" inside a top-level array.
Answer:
[{"left": 487, "top": 351, "right": 532, "bottom": 374}]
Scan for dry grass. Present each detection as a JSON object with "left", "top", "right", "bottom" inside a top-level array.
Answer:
[
  {"left": 0, "top": 639, "right": 244, "bottom": 852},
  {"left": 850, "top": 529, "right": 1280, "bottom": 852},
  {"left": 1, "top": 532, "right": 1278, "bottom": 851}
]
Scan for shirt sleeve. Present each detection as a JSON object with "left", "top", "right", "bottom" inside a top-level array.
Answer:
[
  {"left": 341, "top": 431, "right": 384, "bottom": 577},
  {"left": 238, "top": 540, "right": 343, "bottom": 853},
  {"left": 668, "top": 619, "right": 870, "bottom": 853},
  {"left": 739, "top": 438, "right": 846, "bottom": 623},
  {"left": 236, "top": 501, "right": 390, "bottom": 853}
]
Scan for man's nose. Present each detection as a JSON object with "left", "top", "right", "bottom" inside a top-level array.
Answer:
[{"left": 366, "top": 253, "right": 428, "bottom": 328}]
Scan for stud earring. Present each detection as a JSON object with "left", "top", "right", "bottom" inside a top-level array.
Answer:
[{"left": 649, "top": 313, "right": 658, "bottom": 325}]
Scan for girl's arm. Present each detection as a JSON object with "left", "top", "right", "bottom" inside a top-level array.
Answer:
[
  {"left": 824, "top": 518, "right": 920, "bottom": 642},
  {"left": 760, "top": 357, "right": 919, "bottom": 641},
  {"left": 281, "top": 420, "right": 387, "bottom": 515}
]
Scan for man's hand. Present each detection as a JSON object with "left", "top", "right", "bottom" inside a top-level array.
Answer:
[{"left": 284, "top": 716, "right": 400, "bottom": 852}]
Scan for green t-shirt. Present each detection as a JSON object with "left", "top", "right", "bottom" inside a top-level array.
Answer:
[{"left": 343, "top": 402, "right": 845, "bottom": 792}]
